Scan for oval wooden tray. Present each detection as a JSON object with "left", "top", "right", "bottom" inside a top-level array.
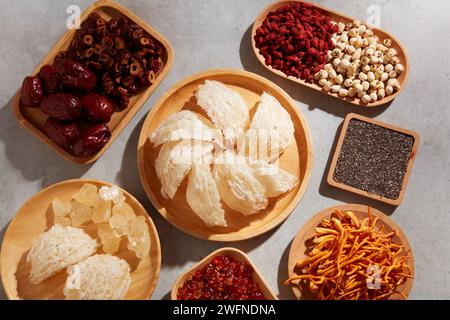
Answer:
[
  {"left": 287, "top": 204, "right": 414, "bottom": 300},
  {"left": 137, "top": 69, "right": 313, "bottom": 242},
  {"left": 13, "top": 0, "right": 174, "bottom": 164},
  {"left": 252, "top": 0, "right": 409, "bottom": 107},
  {"left": 0, "top": 179, "right": 161, "bottom": 300},
  {"left": 171, "top": 247, "right": 278, "bottom": 300}
]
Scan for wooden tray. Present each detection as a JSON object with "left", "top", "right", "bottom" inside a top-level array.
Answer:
[
  {"left": 327, "top": 113, "right": 420, "bottom": 206},
  {"left": 0, "top": 179, "right": 161, "bottom": 300},
  {"left": 13, "top": 0, "right": 174, "bottom": 164},
  {"left": 287, "top": 204, "right": 414, "bottom": 300},
  {"left": 252, "top": 0, "right": 409, "bottom": 107},
  {"left": 137, "top": 69, "right": 313, "bottom": 241},
  {"left": 171, "top": 247, "right": 278, "bottom": 300}
]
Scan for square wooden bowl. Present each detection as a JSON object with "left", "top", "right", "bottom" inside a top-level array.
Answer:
[
  {"left": 171, "top": 247, "right": 278, "bottom": 300},
  {"left": 327, "top": 113, "right": 420, "bottom": 206},
  {"left": 13, "top": 0, "right": 173, "bottom": 164}
]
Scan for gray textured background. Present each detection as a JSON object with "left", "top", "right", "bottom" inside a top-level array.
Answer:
[{"left": 0, "top": 0, "right": 449, "bottom": 300}]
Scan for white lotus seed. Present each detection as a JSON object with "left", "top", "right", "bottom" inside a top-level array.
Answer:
[
  {"left": 333, "top": 58, "right": 341, "bottom": 67},
  {"left": 385, "top": 85, "right": 394, "bottom": 95},
  {"left": 343, "top": 78, "right": 353, "bottom": 87},
  {"left": 331, "top": 84, "right": 341, "bottom": 93},
  {"left": 354, "top": 84, "right": 364, "bottom": 92},
  {"left": 332, "top": 48, "right": 341, "bottom": 57},
  {"left": 340, "top": 59, "right": 351, "bottom": 69},
  {"left": 367, "top": 71, "right": 376, "bottom": 82},
  {"left": 339, "top": 88, "right": 349, "bottom": 97},
  {"left": 348, "top": 87, "right": 357, "bottom": 98},
  {"left": 389, "top": 70, "right": 398, "bottom": 78},
  {"left": 319, "top": 69, "right": 328, "bottom": 79},
  {"left": 395, "top": 63, "right": 404, "bottom": 73},
  {"left": 378, "top": 88, "right": 386, "bottom": 99},
  {"left": 318, "top": 78, "right": 328, "bottom": 86},
  {"left": 365, "top": 48, "right": 375, "bottom": 57},
  {"left": 361, "top": 94, "right": 371, "bottom": 103},
  {"left": 362, "top": 81, "right": 370, "bottom": 91},
  {"left": 369, "top": 92, "right": 378, "bottom": 102},
  {"left": 370, "top": 56, "right": 379, "bottom": 64}
]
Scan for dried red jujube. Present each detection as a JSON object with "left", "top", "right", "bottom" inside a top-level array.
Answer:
[
  {"left": 82, "top": 93, "right": 114, "bottom": 123},
  {"left": 40, "top": 93, "right": 83, "bottom": 121},
  {"left": 39, "top": 64, "right": 62, "bottom": 94},
  {"left": 254, "top": 2, "right": 337, "bottom": 82},
  {"left": 44, "top": 118, "right": 79, "bottom": 149},
  {"left": 59, "top": 59, "right": 97, "bottom": 92},
  {"left": 20, "top": 76, "right": 44, "bottom": 107},
  {"left": 72, "top": 123, "right": 111, "bottom": 157}
]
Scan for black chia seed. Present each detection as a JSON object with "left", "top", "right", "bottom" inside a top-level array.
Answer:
[{"left": 333, "top": 119, "right": 414, "bottom": 200}]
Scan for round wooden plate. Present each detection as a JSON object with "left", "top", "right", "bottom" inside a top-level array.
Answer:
[
  {"left": 171, "top": 247, "right": 278, "bottom": 300},
  {"left": 137, "top": 69, "right": 313, "bottom": 241},
  {"left": 0, "top": 179, "right": 161, "bottom": 300},
  {"left": 287, "top": 204, "right": 414, "bottom": 300},
  {"left": 252, "top": 0, "right": 409, "bottom": 107}
]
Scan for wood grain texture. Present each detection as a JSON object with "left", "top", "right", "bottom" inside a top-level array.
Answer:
[
  {"left": 0, "top": 179, "right": 161, "bottom": 300},
  {"left": 137, "top": 69, "right": 314, "bottom": 241},
  {"left": 327, "top": 113, "right": 420, "bottom": 206},
  {"left": 13, "top": 0, "right": 174, "bottom": 164},
  {"left": 287, "top": 204, "right": 414, "bottom": 300},
  {"left": 251, "top": 0, "right": 409, "bottom": 107},
  {"left": 171, "top": 247, "right": 278, "bottom": 300}
]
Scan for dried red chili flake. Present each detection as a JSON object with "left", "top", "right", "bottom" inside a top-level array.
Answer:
[
  {"left": 254, "top": 2, "right": 337, "bottom": 82},
  {"left": 177, "top": 255, "right": 266, "bottom": 300}
]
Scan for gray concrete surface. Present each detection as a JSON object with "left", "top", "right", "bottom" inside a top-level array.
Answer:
[{"left": 0, "top": 0, "right": 449, "bottom": 300}]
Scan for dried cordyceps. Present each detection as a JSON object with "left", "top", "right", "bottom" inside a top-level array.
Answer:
[
  {"left": 66, "top": 12, "right": 164, "bottom": 109},
  {"left": 254, "top": 2, "right": 337, "bottom": 82},
  {"left": 177, "top": 255, "right": 266, "bottom": 300}
]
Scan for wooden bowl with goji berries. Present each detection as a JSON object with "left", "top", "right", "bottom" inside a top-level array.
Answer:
[
  {"left": 252, "top": 1, "right": 409, "bottom": 107},
  {"left": 13, "top": 0, "right": 173, "bottom": 164}
]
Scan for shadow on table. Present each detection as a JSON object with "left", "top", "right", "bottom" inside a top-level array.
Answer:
[
  {"left": 318, "top": 121, "right": 397, "bottom": 216},
  {"left": 239, "top": 24, "right": 392, "bottom": 119},
  {"left": 0, "top": 98, "right": 91, "bottom": 188},
  {"left": 277, "top": 239, "right": 296, "bottom": 300}
]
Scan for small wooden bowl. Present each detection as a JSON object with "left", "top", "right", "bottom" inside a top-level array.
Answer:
[
  {"left": 252, "top": 0, "right": 409, "bottom": 107},
  {"left": 13, "top": 0, "right": 174, "bottom": 164},
  {"left": 287, "top": 204, "right": 414, "bottom": 300},
  {"left": 327, "top": 113, "right": 420, "bottom": 206},
  {"left": 137, "top": 69, "right": 314, "bottom": 241},
  {"left": 171, "top": 247, "right": 278, "bottom": 300},
  {"left": 0, "top": 179, "right": 161, "bottom": 300}
]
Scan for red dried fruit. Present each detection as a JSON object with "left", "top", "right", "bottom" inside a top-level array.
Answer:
[
  {"left": 44, "top": 118, "right": 79, "bottom": 149},
  {"left": 177, "top": 255, "right": 266, "bottom": 300},
  {"left": 39, "top": 64, "right": 62, "bottom": 94},
  {"left": 254, "top": 2, "right": 337, "bottom": 82},
  {"left": 72, "top": 124, "right": 111, "bottom": 157},
  {"left": 40, "top": 93, "right": 83, "bottom": 121},
  {"left": 59, "top": 60, "right": 97, "bottom": 92},
  {"left": 20, "top": 76, "right": 44, "bottom": 107},
  {"left": 82, "top": 93, "right": 114, "bottom": 123}
]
